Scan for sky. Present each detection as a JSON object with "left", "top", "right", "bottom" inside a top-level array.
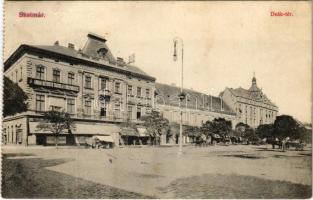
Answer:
[{"left": 4, "top": 1, "right": 312, "bottom": 123}]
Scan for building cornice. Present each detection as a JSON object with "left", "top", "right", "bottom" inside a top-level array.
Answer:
[{"left": 4, "top": 44, "right": 156, "bottom": 82}]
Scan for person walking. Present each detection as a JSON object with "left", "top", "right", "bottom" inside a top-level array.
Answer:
[{"left": 282, "top": 138, "right": 286, "bottom": 152}]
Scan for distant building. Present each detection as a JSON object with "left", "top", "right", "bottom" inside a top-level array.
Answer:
[
  {"left": 220, "top": 76, "right": 279, "bottom": 128},
  {"left": 3, "top": 33, "right": 155, "bottom": 146},
  {"left": 155, "top": 83, "right": 236, "bottom": 144}
]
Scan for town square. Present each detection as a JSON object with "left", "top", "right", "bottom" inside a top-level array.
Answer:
[
  {"left": 2, "top": 1, "right": 312, "bottom": 199},
  {"left": 2, "top": 144, "right": 312, "bottom": 198}
]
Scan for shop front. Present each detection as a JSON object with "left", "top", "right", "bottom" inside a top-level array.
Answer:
[
  {"left": 119, "top": 127, "right": 150, "bottom": 146},
  {"left": 28, "top": 121, "right": 120, "bottom": 146}
]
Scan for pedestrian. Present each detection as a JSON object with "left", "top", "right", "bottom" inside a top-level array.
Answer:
[{"left": 282, "top": 138, "right": 286, "bottom": 152}]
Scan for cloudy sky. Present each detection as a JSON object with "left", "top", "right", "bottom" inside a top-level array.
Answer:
[{"left": 4, "top": 1, "right": 311, "bottom": 123}]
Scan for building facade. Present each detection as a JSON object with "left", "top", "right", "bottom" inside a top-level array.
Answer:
[
  {"left": 3, "top": 33, "right": 155, "bottom": 146},
  {"left": 155, "top": 83, "right": 236, "bottom": 144},
  {"left": 220, "top": 76, "right": 279, "bottom": 128}
]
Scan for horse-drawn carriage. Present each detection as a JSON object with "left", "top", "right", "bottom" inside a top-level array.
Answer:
[
  {"left": 85, "top": 135, "right": 114, "bottom": 149},
  {"left": 194, "top": 134, "right": 224, "bottom": 146},
  {"left": 286, "top": 140, "right": 305, "bottom": 151},
  {"left": 267, "top": 137, "right": 305, "bottom": 151}
]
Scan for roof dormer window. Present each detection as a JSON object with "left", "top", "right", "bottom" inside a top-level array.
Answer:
[{"left": 97, "top": 48, "right": 108, "bottom": 58}]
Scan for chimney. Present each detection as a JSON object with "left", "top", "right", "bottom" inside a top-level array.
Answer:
[
  {"left": 68, "top": 43, "right": 75, "bottom": 49},
  {"left": 54, "top": 41, "right": 59, "bottom": 46},
  {"left": 116, "top": 57, "right": 126, "bottom": 66}
]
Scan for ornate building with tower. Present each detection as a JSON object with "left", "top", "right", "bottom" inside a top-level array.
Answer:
[{"left": 220, "top": 76, "right": 279, "bottom": 128}]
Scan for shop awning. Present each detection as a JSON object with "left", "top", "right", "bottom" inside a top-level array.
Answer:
[
  {"left": 29, "top": 122, "right": 120, "bottom": 135},
  {"left": 93, "top": 135, "right": 114, "bottom": 143},
  {"left": 119, "top": 127, "right": 138, "bottom": 136},
  {"left": 73, "top": 123, "right": 120, "bottom": 135},
  {"left": 29, "top": 122, "right": 54, "bottom": 134}
]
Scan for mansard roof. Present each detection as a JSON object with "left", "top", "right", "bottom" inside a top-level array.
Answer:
[
  {"left": 4, "top": 34, "right": 155, "bottom": 81},
  {"left": 155, "top": 83, "right": 236, "bottom": 115}
]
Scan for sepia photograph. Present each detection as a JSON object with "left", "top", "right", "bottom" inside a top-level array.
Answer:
[{"left": 2, "top": 1, "right": 312, "bottom": 199}]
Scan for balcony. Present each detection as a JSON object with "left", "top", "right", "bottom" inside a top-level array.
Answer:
[
  {"left": 99, "top": 88, "right": 112, "bottom": 96},
  {"left": 28, "top": 77, "right": 80, "bottom": 92}
]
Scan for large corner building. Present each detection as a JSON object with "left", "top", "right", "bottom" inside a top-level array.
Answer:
[{"left": 3, "top": 33, "right": 156, "bottom": 146}]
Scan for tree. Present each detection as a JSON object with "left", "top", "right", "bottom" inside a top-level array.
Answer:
[
  {"left": 235, "top": 123, "right": 258, "bottom": 142},
  {"left": 235, "top": 122, "right": 250, "bottom": 137},
  {"left": 201, "top": 118, "right": 232, "bottom": 138},
  {"left": 200, "top": 120, "right": 214, "bottom": 137},
  {"left": 184, "top": 125, "right": 201, "bottom": 138},
  {"left": 36, "top": 110, "right": 76, "bottom": 148},
  {"left": 273, "top": 115, "right": 305, "bottom": 140},
  {"left": 243, "top": 127, "right": 259, "bottom": 143},
  {"left": 256, "top": 124, "right": 274, "bottom": 139},
  {"left": 140, "top": 110, "right": 169, "bottom": 145},
  {"left": 3, "top": 76, "right": 28, "bottom": 117}
]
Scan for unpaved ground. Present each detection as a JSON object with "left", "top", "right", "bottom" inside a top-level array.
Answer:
[{"left": 2, "top": 145, "right": 312, "bottom": 198}]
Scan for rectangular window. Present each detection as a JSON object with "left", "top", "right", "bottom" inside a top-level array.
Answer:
[
  {"left": 128, "top": 85, "right": 133, "bottom": 95},
  {"left": 67, "top": 99, "right": 75, "bottom": 114},
  {"left": 68, "top": 73, "right": 75, "bottom": 85},
  {"left": 115, "top": 82, "right": 121, "bottom": 93},
  {"left": 146, "top": 88, "right": 150, "bottom": 98},
  {"left": 100, "top": 78, "right": 107, "bottom": 90},
  {"left": 115, "top": 101, "right": 120, "bottom": 111},
  {"left": 84, "top": 100, "right": 92, "bottom": 115},
  {"left": 137, "top": 107, "right": 141, "bottom": 119},
  {"left": 36, "top": 94, "right": 45, "bottom": 111},
  {"left": 100, "top": 101, "right": 107, "bottom": 117},
  {"left": 53, "top": 69, "right": 60, "bottom": 83},
  {"left": 36, "top": 65, "right": 45, "bottom": 80},
  {"left": 137, "top": 87, "right": 142, "bottom": 97},
  {"left": 128, "top": 106, "right": 133, "bottom": 120},
  {"left": 85, "top": 76, "right": 92, "bottom": 89}
]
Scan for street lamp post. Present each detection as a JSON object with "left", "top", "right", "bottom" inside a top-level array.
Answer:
[{"left": 173, "top": 37, "right": 184, "bottom": 155}]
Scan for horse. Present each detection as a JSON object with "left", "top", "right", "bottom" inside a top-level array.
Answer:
[{"left": 267, "top": 138, "right": 282, "bottom": 149}]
